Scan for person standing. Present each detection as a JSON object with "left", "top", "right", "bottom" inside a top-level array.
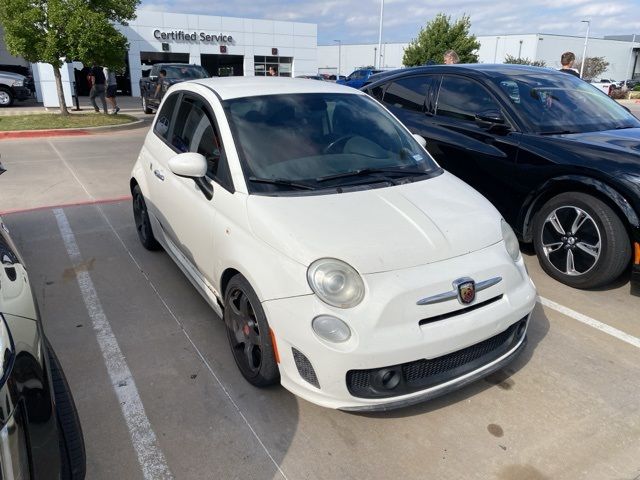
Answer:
[
  {"left": 443, "top": 50, "right": 459, "bottom": 65},
  {"left": 103, "top": 66, "right": 120, "bottom": 114},
  {"left": 268, "top": 66, "right": 278, "bottom": 76},
  {"left": 154, "top": 69, "right": 167, "bottom": 99},
  {"left": 559, "top": 52, "right": 580, "bottom": 77},
  {"left": 88, "top": 63, "right": 108, "bottom": 114}
]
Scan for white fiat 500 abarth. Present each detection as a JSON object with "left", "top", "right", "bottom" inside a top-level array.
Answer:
[{"left": 130, "top": 77, "right": 537, "bottom": 411}]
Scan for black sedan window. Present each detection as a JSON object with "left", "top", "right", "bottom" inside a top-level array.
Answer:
[
  {"left": 436, "top": 76, "right": 501, "bottom": 122},
  {"left": 492, "top": 73, "right": 640, "bottom": 134}
]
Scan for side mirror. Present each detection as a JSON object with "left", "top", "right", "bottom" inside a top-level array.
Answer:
[
  {"left": 412, "top": 134, "right": 427, "bottom": 148},
  {"left": 475, "top": 110, "right": 505, "bottom": 125},
  {"left": 475, "top": 110, "right": 510, "bottom": 133},
  {"left": 168, "top": 152, "right": 207, "bottom": 178}
]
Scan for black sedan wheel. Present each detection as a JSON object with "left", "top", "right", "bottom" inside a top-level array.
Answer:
[
  {"left": 224, "top": 275, "right": 279, "bottom": 387},
  {"left": 533, "top": 192, "right": 631, "bottom": 289},
  {"left": 132, "top": 185, "right": 160, "bottom": 250}
]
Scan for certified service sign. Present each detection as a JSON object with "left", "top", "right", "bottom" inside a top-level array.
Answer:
[{"left": 153, "top": 30, "right": 234, "bottom": 44}]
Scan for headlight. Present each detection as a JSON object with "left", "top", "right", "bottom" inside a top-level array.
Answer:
[
  {"left": 501, "top": 219, "right": 521, "bottom": 262},
  {"left": 307, "top": 258, "right": 364, "bottom": 308},
  {"left": 11, "top": 80, "right": 23, "bottom": 87}
]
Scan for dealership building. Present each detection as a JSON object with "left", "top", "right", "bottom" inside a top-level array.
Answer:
[
  {"left": 318, "top": 34, "right": 640, "bottom": 81},
  {"left": 0, "top": 11, "right": 318, "bottom": 104}
]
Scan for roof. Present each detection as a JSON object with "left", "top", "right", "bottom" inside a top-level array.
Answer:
[
  {"left": 365, "top": 63, "right": 565, "bottom": 84},
  {"left": 192, "top": 77, "right": 363, "bottom": 100}
]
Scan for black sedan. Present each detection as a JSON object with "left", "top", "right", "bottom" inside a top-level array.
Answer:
[
  {"left": 363, "top": 64, "right": 640, "bottom": 294},
  {"left": 1, "top": 166, "right": 86, "bottom": 478}
]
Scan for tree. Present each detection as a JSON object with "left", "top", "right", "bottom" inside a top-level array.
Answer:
[
  {"left": 573, "top": 56, "right": 610, "bottom": 80},
  {"left": 0, "top": 0, "right": 137, "bottom": 115},
  {"left": 504, "top": 54, "right": 546, "bottom": 67},
  {"left": 403, "top": 13, "right": 480, "bottom": 67}
]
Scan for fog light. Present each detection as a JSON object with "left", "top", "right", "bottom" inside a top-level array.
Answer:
[
  {"left": 374, "top": 368, "right": 401, "bottom": 390},
  {"left": 312, "top": 315, "right": 351, "bottom": 343}
]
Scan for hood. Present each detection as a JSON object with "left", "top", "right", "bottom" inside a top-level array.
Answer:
[
  {"left": 558, "top": 128, "right": 640, "bottom": 159},
  {"left": 247, "top": 172, "right": 503, "bottom": 274},
  {"left": 0, "top": 71, "right": 26, "bottom": 82}
]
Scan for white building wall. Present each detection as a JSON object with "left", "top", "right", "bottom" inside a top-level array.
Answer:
[
  {"left": 318, "top": 43, "right": 406, "bottom": 77},
  {"left": 122, "top": 12, "right": 317, "bottom": 96},
  {"left": 477, "top": 34, "right": 639, "bottom": 80}
]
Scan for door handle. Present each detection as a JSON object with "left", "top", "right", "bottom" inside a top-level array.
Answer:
[{"left": 153, "top": 169, "right": 165, "bottom": 181}]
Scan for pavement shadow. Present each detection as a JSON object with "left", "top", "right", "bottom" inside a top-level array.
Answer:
[{"left": 351, "top": 303, "right": 551, "bottom": 419}]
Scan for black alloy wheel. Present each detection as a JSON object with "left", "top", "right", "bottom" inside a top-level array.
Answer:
[
  {"left": 224, "top": 275, "right": 279, "bottom": 387},
  {"left": 132, "top": 185, "right": 160, "bottom": 250},
  {"left": 533, "top": 192, "right": 631, "bottom": 289}
]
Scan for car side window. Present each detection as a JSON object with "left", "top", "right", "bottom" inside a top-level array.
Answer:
[
  {"left": 383, "top": 76, "right": 432, "bottom": 112},
  {"left": 436, "top": 76, "right": 501, "bottom": 122},
  {"left": 154, "top": 92, "right": 179, "bottom": 141},
  {"left": 171, "top": 94, "right": 233, "bottom": 192},
  {"left": 369, "top": 83, "right": 387, "bottom": 101}
]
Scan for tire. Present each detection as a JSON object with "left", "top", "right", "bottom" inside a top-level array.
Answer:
[
  {"left": 46, "top": 338, "right": 86, "bottom": 480},
  {"left": 0, "top": 87, "right": 14, "bottom": 107},
  {"left": 141, "top": 94, "right": 153, "bottom": 114},
  {"left": 132, "top": 185, "right": 161, "bottom": 250},
  {"left": 223, "top": 275, "right": 280, "bottom": 387},
  {"left": 533, "top": 192, "right": 631, "bottom": 289}
]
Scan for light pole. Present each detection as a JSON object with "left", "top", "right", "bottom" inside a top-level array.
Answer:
[
  {"left": 625, "top": 34, "right": 637, "bottom": 87},
  {"left": 518, "top": 40, "right": 523, "bottom": 59},
  {"left": 580, "top": 20, "right": 591, "bottom": 79},
  {"left": 333, "top": 39, "right": 342, "bottom": 77},
  {"left": 493, "top": 36, "right": 500, "bottom": 63},
  {"left": 376, "top": 0, "right": 384, "bottom": 68}
]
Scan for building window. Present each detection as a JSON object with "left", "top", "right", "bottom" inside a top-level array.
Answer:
[{"left": 254, "top": 56, "right": 292, "bottom": 77}]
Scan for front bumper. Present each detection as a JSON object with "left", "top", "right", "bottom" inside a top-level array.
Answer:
[
  {"left": 12, "top": 86, "right": 32, "bottom": 101},
  {"left": 263, "top": 242, "right": 537, "bottom": 410}
]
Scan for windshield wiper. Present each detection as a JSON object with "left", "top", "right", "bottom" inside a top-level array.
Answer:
[
  {"left": 316, "top": 167, "right": 430, "bottom": 183},
  {"left": 248, "top": 176, "right": 316, "bottom": 190},
  {"left": 539, "top": 130, "right": 580, "bottom": 135}
]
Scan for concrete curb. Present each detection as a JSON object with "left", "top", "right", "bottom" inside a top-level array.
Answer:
[{"left": 0, "top": 118, "right": 147, "bottom": 140}]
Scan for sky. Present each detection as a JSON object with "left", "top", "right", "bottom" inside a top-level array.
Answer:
[{"left": 139, "top": 0, "right": 640, "bottom": 45}]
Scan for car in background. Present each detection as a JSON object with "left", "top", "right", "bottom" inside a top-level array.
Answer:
[
  {"left": 337, "top": 68, "right": 383, "bottom": 89},
  {"left": 0, "top": 71, "right": 32, "bottom": 107},
  {"left": 296, "top": 75, "right": 325, "bottom": 80},
  {"left": 139, "top": 63, "right": 210, "bottom": 114},
  {"left": 130, "top": 77, "right": 536, "bottom": 410},
  {"left": 0, "top": 166, "right": 86, "bottom": 478},
  {"left": 363, "top": 64, "right": 640, "bottom": 294}
]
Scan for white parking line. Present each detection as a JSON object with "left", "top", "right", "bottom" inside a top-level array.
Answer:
[
  {"left": 54, "top": 208, "right": 173, "bottom": 480},
  {"left": 538, "top": 296, "right": 640, "bottom": 349}
]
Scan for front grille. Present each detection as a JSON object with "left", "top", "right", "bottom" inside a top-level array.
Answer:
[
  {"left": 292, "top": 348, "right": 320, "bottom": 389},
  {"left": 419, "top": 295, "right": 503, "bottom": 326},
  {"left": 346, "top": 317, "right": 527, "bottom": 399}
]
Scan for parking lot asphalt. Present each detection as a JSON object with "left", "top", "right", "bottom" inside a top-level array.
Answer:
[{"left": 1, "top": 129, "right": 640, "bottom": 479}]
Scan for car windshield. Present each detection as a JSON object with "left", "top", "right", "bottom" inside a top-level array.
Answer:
[
  {"left": 164, "top": 66, "right": 209, "bottom": 79},
  {"left": 223, "top": 93, "right": 440, "bottom": 194},
  {"left": 492, "top": 73, "right": 640, "bottom": 134}
]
